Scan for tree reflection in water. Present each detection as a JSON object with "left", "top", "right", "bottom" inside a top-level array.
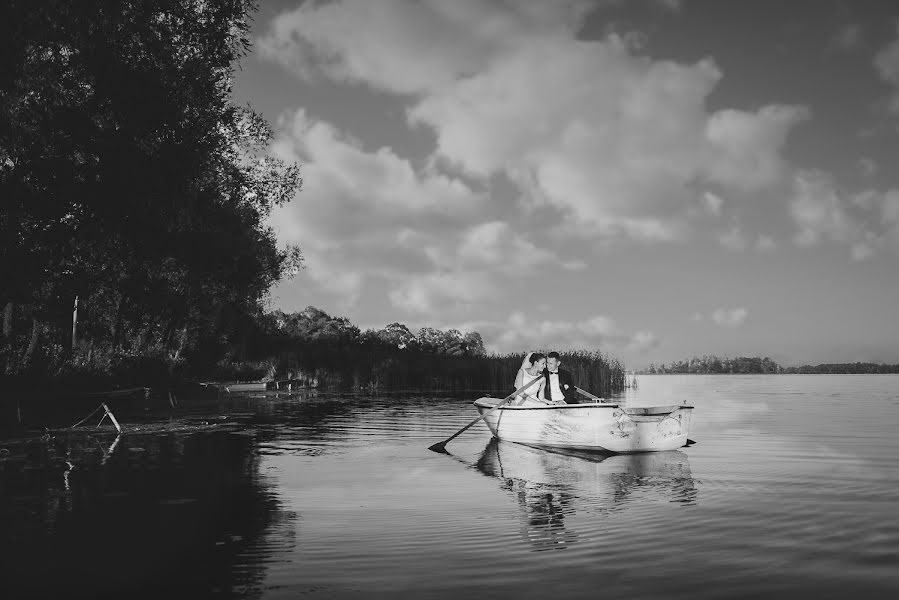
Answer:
[
  {"left": 0, "top": 428, "right": 294, "bottom": 599},
  {"left": 474, "top": 439, "right": 696, "bottom": 552}
]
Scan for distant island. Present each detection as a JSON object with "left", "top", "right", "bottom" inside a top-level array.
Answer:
[{"left": 639, "top": 356, "right": 899, "bottom": 375}]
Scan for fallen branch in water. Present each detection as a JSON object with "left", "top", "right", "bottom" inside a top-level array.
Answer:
[
  {"left": 70, "top": 402, "right": 122, "bottom": 433},
  {"left": 71, "top": 404, "right": 104, "bottom": 429}
]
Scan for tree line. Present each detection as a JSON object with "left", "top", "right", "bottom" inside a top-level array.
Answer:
[
  {"left": 216, "top": 306, "right": 625, "bottom": 396},
  {"left": 779, "top": 363, "right": 899, "bottom": 374},
  {"left": 640, "top": 356, "right": 899, "bottom": 375}
]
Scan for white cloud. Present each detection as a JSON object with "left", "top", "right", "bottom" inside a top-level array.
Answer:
[
  {"left": 874, "top": 26, "right": 899, "bottom": 113},
  {"left": 258, "top": 0, "right": 590, "bottom": 95},
  {"left": 452, "top": 221, "right": 586, "bottom": 273},
  {"left": 702, "top": 105, "right": 810, "bottom": 191},
  {"left": 789, "top": 170, "right": 899, "bottom": 259},
  {"left": 711, "top": 307, "right": 749, "bottom": 327},
  {"left": 456, "top": 311, "right": 658, "bottom": 354},
  {"left": 267, "top": 109, "right": 490, "bottom": 302},
  {"left": 791, "top": 171, "right": 849, "bottom": 247},
  {"left": 858, "top": 157, "right": 877, "bottom": 177},
  {"left": 657, "top": 0, "right": 683, "bottom": 11},
  {"left": 831, "top": 24, "right": 862, "bottom": 52},
  {"left": 717, "top": 222, "right": 775, "bottom": 252},
  {"left": 389, "top": 221, "right": 584, "bottom": 314},
  {"left": 267, "top": 109, "right": 585, "bottom": 314},
  {"left": 703, "top": 191, "right": 724, "bottom": 216},
  {"left": 755, "top": 234, "right": 777, "bottom": 252},
  {"left": 388, "top": 270, "right": 495, "bottom": 314},
  {"left": 261, "top": 0, "right": 808, "bottom": 245},
  {"left": 717, "top": 222, "right": 748, "bottom": 250}
]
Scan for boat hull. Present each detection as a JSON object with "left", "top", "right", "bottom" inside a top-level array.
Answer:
[{"left": 474, "top": 398, "right": 693, "bottom": 453}]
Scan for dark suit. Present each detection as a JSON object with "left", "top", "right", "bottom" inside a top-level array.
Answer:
[{"left": 543, "top": 368, "right": 578, "bottom": 403}]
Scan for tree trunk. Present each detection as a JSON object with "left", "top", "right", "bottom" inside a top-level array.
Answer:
[
  {"left": 111, "top": 294, "right": 124, "bottom": 348},
  {"left": 2, "top": 302, "right": 12, "bottom": 338},
  {"left": 22, "top": 317, "right": 42, "bottom": 370},
  {"left": 177, "top": 325, "right": 188, "bottom": 360},
  {"left": 71, "top": 295, "right": 78, "bottom": 349}
]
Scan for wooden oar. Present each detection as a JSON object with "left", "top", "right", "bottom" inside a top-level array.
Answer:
[
  {"left": 575, "top": 387, "right": 608, "bottom": 402},
  {"left": 428, "top": 375, "right": 544, "bottom": 454}
]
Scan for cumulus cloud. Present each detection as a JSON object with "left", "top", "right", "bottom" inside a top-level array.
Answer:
[
  {"left": 260, "top": 0, "right": 808, "bottom": 245},
  {"left": 258, "top": 0, "right": 591, "bottom": 95},
  {"left": 858, "top": 157, "right": 877, "bottom": 177},
  {"left": 715, "top": 219, "right": 776, "bottom": 252},
  {"left": 789, "top": 170, "right": 899, "bottom": 259},
  {"left": 755, "top": 234, "right": 777, "bottom": 252},
  {"left": 874, "top": 26, "right": 899, "bottom": 113},
  {"left": 657, "top": 0, "right": 683, "bottom": 11},
  {"left": 267, "top": 109, "right": 486, "bottom": 300},
  {"left": 267, "top": 109, "right": 583, "bottom": 314},
  {"left": 692, "top": 308, "right": 749, "bottom": 326},
  {"left": 388, "top": 221, "right": 584, "bottom": 314},
  {"left": 456, "top": 311, "right": 659, "bottom": 354},
  {"left": 388, "top": 270, "right": 496, "bottom": 314},
  {"left": 717, "top": 222, "right": 748, "bottom": 250},
  {"left": 702, "top": 191, "right": 724, "bottom": 216},
  {"left": 430, "top": 221, "right": 587, "bottom": 273},
  {"left": 702, "top": 105, "right": 810, "bottom": 191},
  {"left": 830, "top": 24, "right": 862, "bottom": 52},
  {"left": 711, "top": 307, "right": 748, "bottom": 327}
]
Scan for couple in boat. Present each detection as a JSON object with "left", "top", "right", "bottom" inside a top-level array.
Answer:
[{"left": 513, "top": 351, "right": 578, "bottom": 406}]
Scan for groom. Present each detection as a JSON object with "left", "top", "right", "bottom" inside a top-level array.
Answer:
[{"left": 543, "top": 351, "right": 578, "bottom": 404}]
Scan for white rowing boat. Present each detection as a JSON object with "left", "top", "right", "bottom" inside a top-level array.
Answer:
[{"left": 472, "top": 396, "right": 694, "bottom": 453}]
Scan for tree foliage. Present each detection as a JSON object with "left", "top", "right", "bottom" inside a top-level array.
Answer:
[{"left": 0, "top": 0, "right": 301, "bottom": 382}]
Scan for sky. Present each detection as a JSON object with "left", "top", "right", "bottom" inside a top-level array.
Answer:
[{"left": 232, "top": 0, "right": 899, "bottom": 369}]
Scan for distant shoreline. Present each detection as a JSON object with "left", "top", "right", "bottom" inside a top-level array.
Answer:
[
  {"left": 636, "top": 357, "right": 899, "bottom": 375},
  {"left": 636, "top": 371, "right": 899, "bottom": 375}
]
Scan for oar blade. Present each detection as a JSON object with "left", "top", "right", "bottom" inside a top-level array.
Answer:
[{"left": 428, "top": 441, "right": 449, "bottom": 454}]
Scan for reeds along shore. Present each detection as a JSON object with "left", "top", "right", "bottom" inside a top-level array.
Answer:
[{"left": 222, "top": 346, "right": 626, "bottom": 397}]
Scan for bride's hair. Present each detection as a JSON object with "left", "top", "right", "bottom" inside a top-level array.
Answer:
[
  {"left": 519, "top": 351, "right": 546, "bottom": 371},
  {"left": 528, "top": 352, "right": 546, "bottom": 365}
]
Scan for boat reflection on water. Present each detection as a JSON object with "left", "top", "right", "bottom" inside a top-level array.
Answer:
[{"left": 474, "top": 439, "right": 696, "bottom": 551}]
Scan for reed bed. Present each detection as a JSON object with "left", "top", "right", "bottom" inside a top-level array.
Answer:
[{"left": 246, "top": 345, "right": 626, "bottom": 397}]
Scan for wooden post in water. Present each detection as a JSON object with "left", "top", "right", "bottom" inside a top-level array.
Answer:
[
  {"left": 100, "top": 403, "right": 122, "bottom": 433},
  {"left": 71, "top": 295, "right": 78, "bottom": 349}
]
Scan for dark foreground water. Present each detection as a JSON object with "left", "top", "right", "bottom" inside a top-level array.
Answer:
[{"left": 1, "top": 375, "right": 898, "bottom": 599}]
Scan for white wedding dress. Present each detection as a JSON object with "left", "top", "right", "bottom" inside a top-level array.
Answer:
[{"left": 514, "top": 352, "right": 545, "bottom": 405}]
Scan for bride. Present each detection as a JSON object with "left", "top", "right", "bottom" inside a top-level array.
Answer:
[{"left": 513, "top": 352, "right": 547, "bottom": 405}]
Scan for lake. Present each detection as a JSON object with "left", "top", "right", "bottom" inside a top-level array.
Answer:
[{"left": 1, "top": 374, "right": 898, "bottom": 599}]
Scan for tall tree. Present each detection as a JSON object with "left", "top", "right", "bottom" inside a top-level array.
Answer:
[{"left": 0, "top": 0, "right": 301, "bottom": 375}]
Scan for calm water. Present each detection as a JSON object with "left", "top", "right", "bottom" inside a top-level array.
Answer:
[{"left": 1, "top": 375, "right": 898, "bottom": 599}]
